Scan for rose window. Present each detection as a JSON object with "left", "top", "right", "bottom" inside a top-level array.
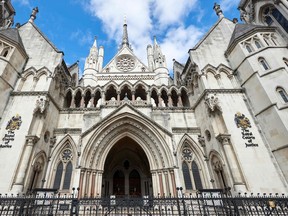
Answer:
[{"left": 116, "top": 55, "right": 135, "bottom": 72}]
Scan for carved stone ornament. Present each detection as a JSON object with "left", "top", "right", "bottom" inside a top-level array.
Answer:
[
  {"left": 205, "top": 94, "right": 222, "bottom": 113},
  {"left": 34, "top": 96, "right": 49, "bottom": 114}
]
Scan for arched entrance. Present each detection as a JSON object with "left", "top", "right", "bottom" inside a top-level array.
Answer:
[{"left": 102, "top": 137, "right": 152, "bottom": 197}]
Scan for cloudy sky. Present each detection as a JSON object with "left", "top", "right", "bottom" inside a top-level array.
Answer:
[{"left": 13, "top": 0, "right": 240, "bottom": 75}]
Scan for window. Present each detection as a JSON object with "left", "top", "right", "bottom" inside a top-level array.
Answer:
[
  {"left": 182, "top": 162, "right": 193, "bottom": 190},
  {"left": 259, "top": 58, "right": 270, "bottom": 70},
  {"left": 255, "top": 40, "right": 261, "bottom": 49},
  {"left": 277, "top": 87, "right": 288, "bottom": 103},
  {"left": 192, "top": 162, "right": 203, "bottom": 190},
  {"left": 284, "top": 58, "right": 288, "bottom": 67},
  {"left": 53, "top": 147, "right": 73, "bottom": 190},
  {"left": 263, "top": 7, "right": 288, "bottom": 33},
  {"left": 181, "top": 144, "right": 204, "bottom": 191},
  {"left": 245, "top": 44, "right": 252, "bottom": 53}
]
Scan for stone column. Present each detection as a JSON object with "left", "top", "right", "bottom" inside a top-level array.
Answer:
[
  {"left": 96, "top": 171, "right": 103, "bottom": 196},
  {"left": 200, "top": 73, "right": 209, "bottom": 89},
  {"left": 91, "top": 94, "right": 95, "bottom": 108},
  {"left": 91, "top": 171, "right": 96, "bottom": 197},
  {"left": 146, "top": 90, "right": 151, "bottom": 104},
  {"left": 12, "top": 135, "right": 39, "bottom": 193},
  {"left": 158, "top": 172, "right": 164, "bottom": 197},
  {"left": 158, "top": 94, "right": 162, "bottom": 107},
  {"left": 151, "top": 171, "right": 158, "bottom": 196},
  {"left": 101, "top": 91, "right": 106, "bottom": 105},
  {"left": 132, "top": 91, "right": 135, "bottom": 102},
  {"left": 164, "top": 171, "right": 170, "bottom": 196},
  {"left": 177, "top": 94, "right": 183, "bottom": 107},
  {"left": 216, "top": 134, "right": 246, "bottom": 191},
  {"left": 78, "top": 170, "right": 85, "bottom": 198},
  {"left": 42, "top": 136, "right": 56, "bottom": 188},
  {"left": 169, "top": 170, "right": 177, "bottom": 196},
  {"left": 70, "top": 93, "right": 75, "bottom": 108},
  {"left": 168, "top": 94, "right": 173, "bottom": 107},
  {"left": 117, "top": 91, "right": 120, "bottom": 102},
  {"left": 80, "top": 94, "right": 85, "bottom": 108},
  {"left": 85, "top": 171, "right": 91, "bottom": 197}
]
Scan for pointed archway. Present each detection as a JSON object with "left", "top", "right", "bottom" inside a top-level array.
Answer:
[{"left": 102, "top": 137, "right": 151, "bottom": 197}]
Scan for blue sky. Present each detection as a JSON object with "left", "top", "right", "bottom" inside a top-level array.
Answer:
[{"left": 13, "top": 0, "right": 241, "bottom": 75}]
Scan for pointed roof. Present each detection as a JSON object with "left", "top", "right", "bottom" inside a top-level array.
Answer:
[
  {"left": 0, "top": 28, "right": 27, "bottom": 57},
  {"left": 226, "top": 23, "right": 276, "bottom": 52},
  {"left": 120, "top": 18, "right": 130, "bottom": 49}
]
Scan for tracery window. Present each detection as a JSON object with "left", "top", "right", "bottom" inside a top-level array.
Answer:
[
  {"left": 276, "top": 87, "right": 288, "bottom": 103},
  {"left": 53, "top": 146, "right": 73, "bottom": 190},
  {"left": 181, "top": 143, "right": 203, "bottom": 190},
  {"left": 263, "top": 6, "right": 288, "bottom": 33}
]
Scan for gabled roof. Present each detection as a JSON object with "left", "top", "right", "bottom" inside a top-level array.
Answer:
[{"left": 0, "top": 28, "right": 27, "bottom": 56}]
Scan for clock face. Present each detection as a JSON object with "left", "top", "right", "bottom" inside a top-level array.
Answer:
[{"left": 116, "top": 55, "right": 135, "bottom": 72}]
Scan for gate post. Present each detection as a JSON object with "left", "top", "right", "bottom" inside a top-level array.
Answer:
[{"left": 70, "top": 198, "right": 79, "bottom": 216}]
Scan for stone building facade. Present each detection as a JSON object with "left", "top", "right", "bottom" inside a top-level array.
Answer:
[{"left": 0, "top": 0, "right": 288, "bottom": 196}]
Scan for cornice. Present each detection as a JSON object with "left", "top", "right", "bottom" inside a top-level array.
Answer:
[
  {"left": 192, "top": 89, "right": 243, "bottom": 109},
  {"left": 11, "top": 91, "right": 60, "bottom": 110},
  {"left": 54, "top": 128, "right": 82, "bottom": 135},
  {"left": 172, "top": 127, "right": 201, "bottom": 134}
]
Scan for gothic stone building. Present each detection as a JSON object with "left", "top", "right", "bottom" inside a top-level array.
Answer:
[{"left": 0, "top": 0, "right": 288, "bottom": 197}]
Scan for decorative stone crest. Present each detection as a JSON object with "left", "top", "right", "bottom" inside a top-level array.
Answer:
[
  {"left": 234, "top": 112, "right": 251, "bottom": 129},
  {"left": 34, "top": 96, "right": 49, "bottom": 114},
  {"left": 205, "top": 94, "right": 222, "bottom": 113},
  {"left": 1, "top": 114, "right": 22, "bottom": 148},
  {"left": 234, "top": 112, "right": 258, "bottom": 147},
  {"left": 116, "top": 55, "right": 135, "bottom": 72}
]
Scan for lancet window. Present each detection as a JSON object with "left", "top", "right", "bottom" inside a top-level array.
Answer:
[{"left": 53, "top": 145, "right": 73, "bottom": 191}]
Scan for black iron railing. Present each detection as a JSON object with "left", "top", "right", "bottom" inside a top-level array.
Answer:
[{"left": 0, "top": 192, "right": 287, "bottom": 215}]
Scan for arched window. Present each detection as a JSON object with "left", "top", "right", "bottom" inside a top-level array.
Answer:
[
  {"left": 263, "top": 6, "right": 288, "bottom": 33},
  {"left": 255, "top": 40, "right": 261, "bottom": 49},
  {"left": 284, "top": 58, "right": 288, "bottom": 67},
  {"left": 53, "top": 162, "right": 63, "bottom": 189},
  {"left": 277, "top": 87, "right": 288, "bottom": 103},
  {"left": 53, "top": 147, "right": 73, "bottom": 190},
  {"left": 182, "top": 162, "right": 193, "bottom": 190},
  {"left": 181, "top": 144, "right": 204, "bottom": 191},
  {"left": 192, "top": 161, "right": 203, "bottom": 190},
  {"left": 246, "top": 44, "right": 252, "bottom": 53},
  {"left": 259, "top": 58, "right": 270, "bottom": 70}
]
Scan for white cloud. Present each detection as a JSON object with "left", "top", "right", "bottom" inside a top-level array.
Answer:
[
  {"left": 152, "top": 0, "right": 197, "bottom": 27},
  {"left": 161, "top": 25, "right": 204, "bottom": 71},
  {"left": 218, "top": 0, "right": 238, "bottom": 12},
  {"left": 83, "top": 0, "right": 204, "bottom": 72},
  {"left": 14, "top": 0, "right": 30, "bottom": 7}
]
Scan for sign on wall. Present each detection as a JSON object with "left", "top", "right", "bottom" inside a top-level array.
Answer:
[
  {"left": 234, "top": 112, "right": 258, "bottom": 147},
  {"left": 1, "top": 114, "right": 22, "bottom": 148}
]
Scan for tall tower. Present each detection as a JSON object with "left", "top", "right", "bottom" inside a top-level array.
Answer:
[
  {"left": 0, "top": 0, "right": 15, "bottom": 29},
  {"left": 238, "top": 0, "right": 288, "bottom": 39}
]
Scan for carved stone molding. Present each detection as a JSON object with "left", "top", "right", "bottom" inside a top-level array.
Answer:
[
  {"left": 216, "top": 134, "right": 231, "bottom": 145},
  {"left": 34, "top": 96, "right": 49, "bottom": 115},
  {"left": 205, "top": 93, "right": 222, "bottom": 113}
]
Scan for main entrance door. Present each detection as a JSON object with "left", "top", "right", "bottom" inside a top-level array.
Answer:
[{"left": 102, "top": 137, "right": 152, "bottom": 197}]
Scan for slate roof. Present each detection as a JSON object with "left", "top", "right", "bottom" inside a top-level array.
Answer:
[
  {"left": 0, "top": 28, "right": 26, "bottom": 53},
  {"left": 227, "top": 23, "right": 273, "bottom": 50}
]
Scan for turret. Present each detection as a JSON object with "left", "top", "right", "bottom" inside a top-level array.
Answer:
[
  {"left": 0, "top": 0, "right": 15, "bottom": 29},
  {"left": 97, "top": 46, "right": 104, "bottom": 71},
  {"left": 146, "top": 44, "right": 154, "bottom": 71},
  {"left": 84, "top": 37, "right": 98, "bottom": 70},
  {"left": 153, "top": 36, "right": 167, "bottom": 68}
]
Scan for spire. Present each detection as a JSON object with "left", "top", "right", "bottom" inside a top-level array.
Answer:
[
  {"left": 153, "top": 36, "right": 166, "bottom": 68},
  {"left": 29, "top": 7, "right": 39, "bottom": 23},
  {"left": 213, "top": 3, "right": 224, "bottom": 18},
  {"left": 121, "top": 16, "right": 130, "bottom": 49},
  {"left": 84, "top": 37, "right": 98, "bottom": 70}
]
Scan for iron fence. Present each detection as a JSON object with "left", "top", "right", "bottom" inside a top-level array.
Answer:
[{"left": 0, "top": 192, "right": 287, "bottom": 215}]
